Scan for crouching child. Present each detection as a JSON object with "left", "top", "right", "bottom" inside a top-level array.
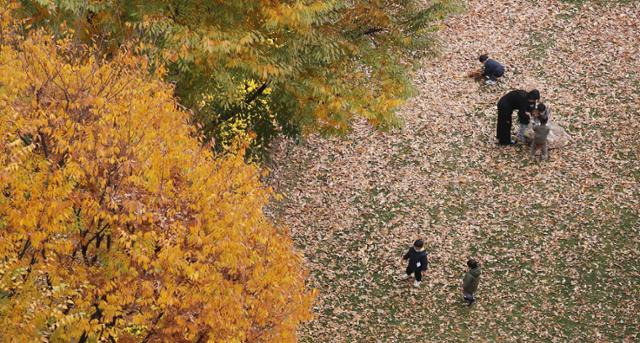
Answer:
[
  {"left": 479, "top": 54, "right": 505, "bottom": 85},
  {"left": 402, "top": 239, "right": 428, "bottom": 288}
]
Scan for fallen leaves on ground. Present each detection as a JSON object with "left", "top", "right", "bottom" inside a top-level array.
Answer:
[{"left": 267, "top": 0, "right": 640, "bottom": 341}]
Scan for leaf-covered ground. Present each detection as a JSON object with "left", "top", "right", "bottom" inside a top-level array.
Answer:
[{"left": 268, "top": 0, "right": 639, "bottom": 341}]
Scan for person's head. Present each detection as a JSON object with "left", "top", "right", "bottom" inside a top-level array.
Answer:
[
  {"left": 540, "top": 116, "right": 548, "bottom": 125},
  {"left": 537, "top": 103, "right": 546, "bottom": 112},
  {"left": 467, "top": 259, "right": 478, "bottom": 269},
  {"left": 527, "top": 89, "right": 540, "bottom": 103},
  {"left": 413, "top": 239, "right": 424, "bottom": 251},
  {"left": 478, "top": 54, "right": 489, "bottom": 63}
]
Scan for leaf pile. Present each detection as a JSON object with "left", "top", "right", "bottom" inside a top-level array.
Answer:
[{"left": 268, "top": 0, "right": 639, "bottom": 341}]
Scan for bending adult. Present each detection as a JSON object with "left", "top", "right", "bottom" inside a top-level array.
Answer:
[{"left": 496, "top": 89, "right": 539, "bottom": 145}]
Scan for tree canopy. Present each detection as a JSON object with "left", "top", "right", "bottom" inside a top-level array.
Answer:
[
  {"left": 14, "top": 0, "right": 458, "bottom": 155},
  {"left": 0, "top": 23, "right": 313, "bottom": 341}
]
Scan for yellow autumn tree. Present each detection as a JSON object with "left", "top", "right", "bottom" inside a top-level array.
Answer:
[{"left": 0, "top": 27, "right": 313, "bottom": 342}]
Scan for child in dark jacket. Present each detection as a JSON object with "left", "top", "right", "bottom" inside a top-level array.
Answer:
[
  {"left": 462, "top": 259, "right": 481, "bottom": 306},
  {"left": 479, "top": 54, "right": 505, "bottom": 85},
  {"left": 402, "top": 239, "right": 429, "bottom": 288}
]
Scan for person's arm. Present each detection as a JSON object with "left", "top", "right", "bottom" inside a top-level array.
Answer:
[
  {"left": 420, "top": 254, "right": 428, "bottom": 270},
  {"left": 518, "top": 108, "right": 529, "bottom": 122},
  {"left": 481, "top": 61, "right": 492, "bottom": 76},
  {"left": 518, "top": 99, "right": 532, "bottom": 123},
  {"left": 402, "top": 248, "right": 411, "bottom": 260}
]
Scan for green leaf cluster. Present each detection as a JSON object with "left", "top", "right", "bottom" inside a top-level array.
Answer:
[{"left": 15, "top": 0, "right": 459, "bottom": 156}]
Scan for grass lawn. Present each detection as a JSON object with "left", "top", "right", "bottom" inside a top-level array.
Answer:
[{"left": 269, "top": 0, "right": 640, "bottom": 341}]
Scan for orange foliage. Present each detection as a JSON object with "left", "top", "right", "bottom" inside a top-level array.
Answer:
[{"left": 0, "top": 29, "right": 313, "bottom": 342}]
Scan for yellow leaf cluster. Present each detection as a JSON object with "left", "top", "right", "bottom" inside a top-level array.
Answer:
[{"left": 0, "top": 29, "right": 313, "bottom": 342}]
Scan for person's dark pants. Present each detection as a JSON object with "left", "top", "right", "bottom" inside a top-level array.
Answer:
[
  {"left": 463, "top": 291, "right": 475, "bottom": 304},
  {"left": 485, "top": 70, "right": 504, "bottom": 81},
  {"left": 496, "top": 105, "right": 513, "bottom": 144},
  {"left": 406, "top": 266, "right": 422, "bottom": 282}
]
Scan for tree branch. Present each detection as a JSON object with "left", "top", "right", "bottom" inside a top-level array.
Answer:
[
  {"left": 18, "top": 239, "right": 31, "bottom": 259},
  {"left": 194, "top": 331, "right": 208, "bottom": 343},
  {"left": 78, "top": 331, "right": 88, "bottom": 343},
  {"left": 362, "top": 27, "right": 385, "bottom": 36},
  {"left": 38, "top": 129, "right": 49, "bottom": 159},
  {"left": 244, "top": 81, "right": 270, "bottom": 105},
  {"left": 141, "top": 311, "right": 164, "bottom": 343}
]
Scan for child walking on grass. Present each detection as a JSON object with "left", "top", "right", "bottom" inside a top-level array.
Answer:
[
  {"left": 402, "top": 239, "right": 429, "bottom": 288},
  {"left": 462, "top": 259, "right": 481, "bottom": 306}
]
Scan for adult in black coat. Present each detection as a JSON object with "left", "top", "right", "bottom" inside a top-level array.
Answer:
[{"left": 496, "top": 89, "right": 540, "bottom": 145}]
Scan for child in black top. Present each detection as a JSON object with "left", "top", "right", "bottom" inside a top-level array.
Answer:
[{"left": 401, "top": 239, "right": 429, "bottom": 288}]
